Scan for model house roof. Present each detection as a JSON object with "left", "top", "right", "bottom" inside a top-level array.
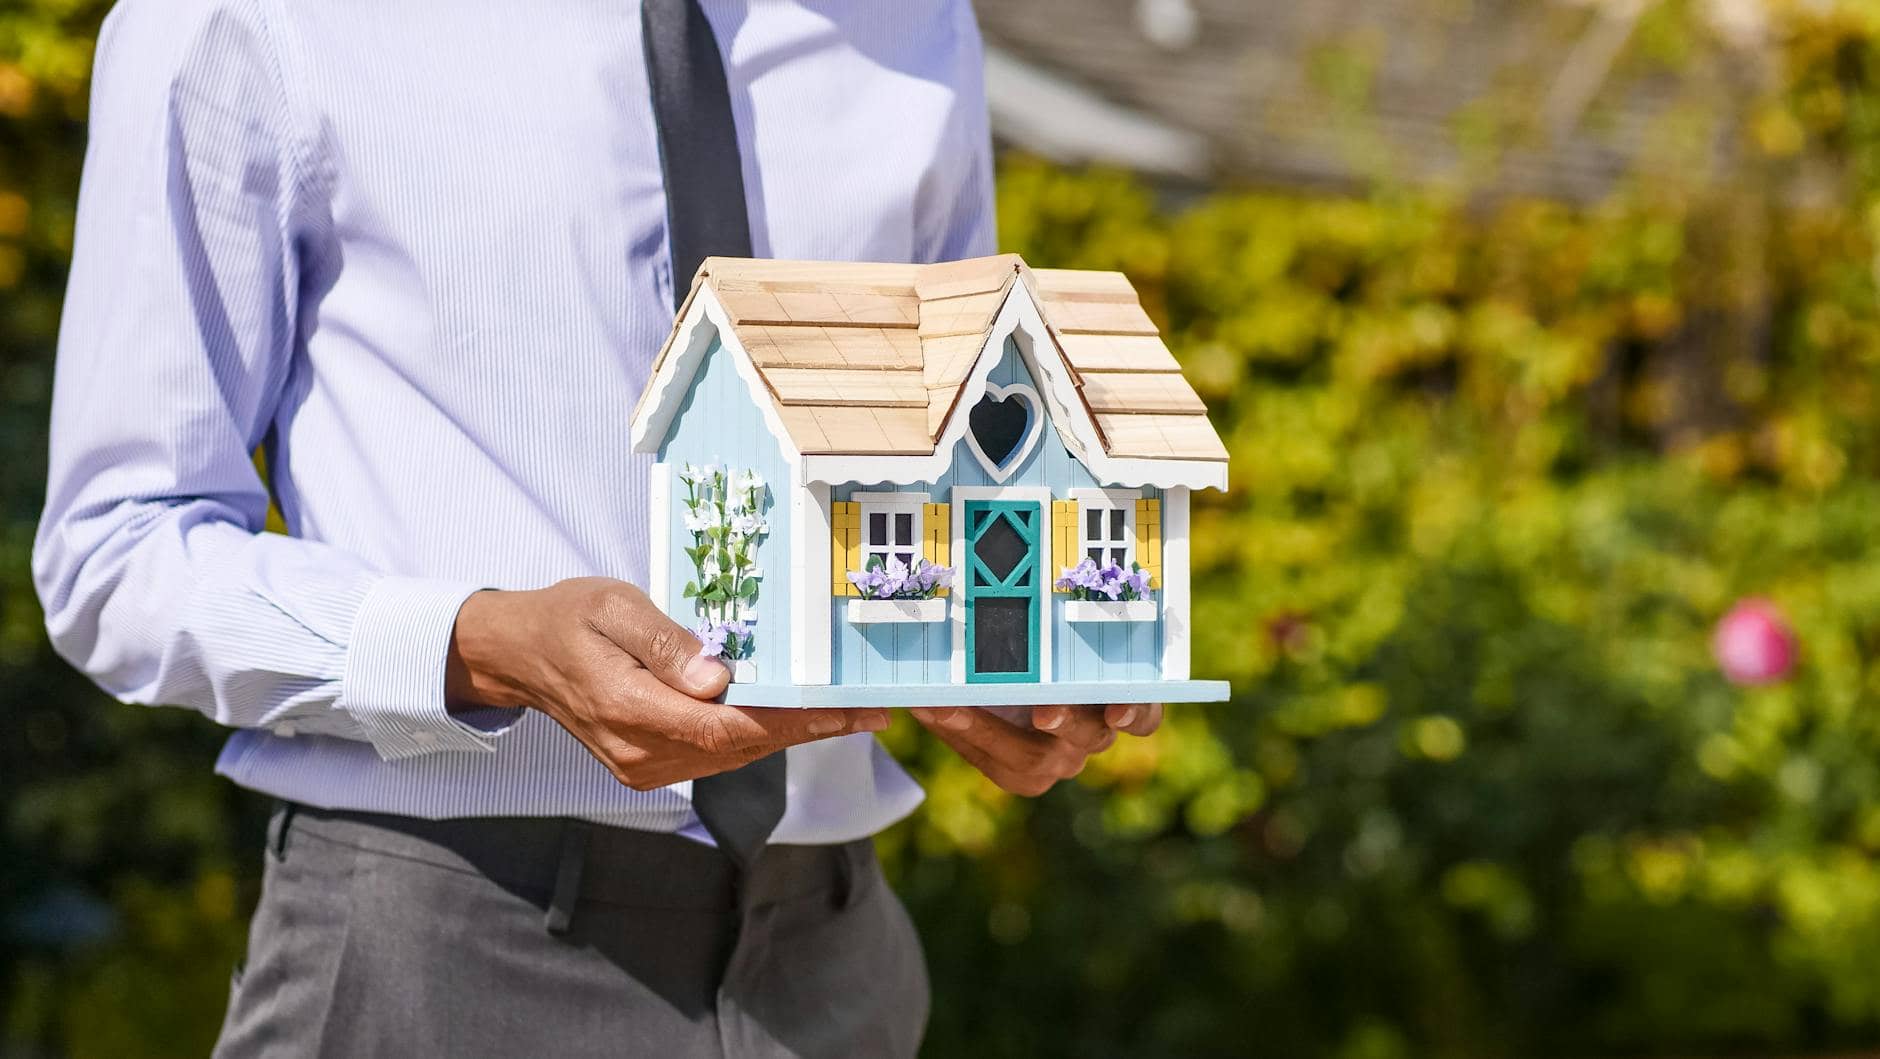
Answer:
[{"left": 636, "top": 254, "right": 1227, "bottom": 468}]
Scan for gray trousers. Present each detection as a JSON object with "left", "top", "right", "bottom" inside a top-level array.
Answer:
[{"left": 213, "top": 803, "right": 929, "bottom": 1058}]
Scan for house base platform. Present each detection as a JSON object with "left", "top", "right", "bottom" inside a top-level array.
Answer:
[{"left": 719, "top": 680, "right": 1231, "bottom": 708}]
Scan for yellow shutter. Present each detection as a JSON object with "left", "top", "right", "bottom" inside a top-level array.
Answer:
[
  {"left": 1135, "top": 498, "right": 1162, "bottom": 588},
  {"left": 1051, "top": 499, "right": 1080, "bottom": 592},
  {"left": 923, "top": 503, "right": 951, "bottom": 596},
  {"left": 831, "top": 501, "right": 862, "bottom": 596}
]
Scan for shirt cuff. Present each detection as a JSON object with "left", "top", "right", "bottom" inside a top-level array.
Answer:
[{"left": 340, "top": 576, "right": 521, "bottom": 761}]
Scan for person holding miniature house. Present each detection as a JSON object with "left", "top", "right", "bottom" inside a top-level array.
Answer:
[{"left": 34, "top": 0, "right": 1219, "bottom": 1054}]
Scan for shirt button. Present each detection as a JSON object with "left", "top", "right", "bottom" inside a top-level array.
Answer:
[
  {"left": 412, "top": 731, "right": 438, "bottom": 748},
  {"left": 274, "top": 722, "right": 297, "bottom": 738}
]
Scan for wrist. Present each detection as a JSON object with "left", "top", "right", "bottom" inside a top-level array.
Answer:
[{"left": 445, "top": 589, "right": 532, "bottom": 712}]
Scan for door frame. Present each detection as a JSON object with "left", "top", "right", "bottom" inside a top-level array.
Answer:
[{"left": 950, "top": 486, "right": 1054, "bottom": 685}]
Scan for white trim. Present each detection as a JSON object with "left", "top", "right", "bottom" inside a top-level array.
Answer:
[
  {"left": 649, "top": 462, "right": 670, "bottom": 606},
  {"left": 1070, "top": 487, "right": 1138, "bottom": 571},
  {"left": 854, "top": 492, "right": 926, "bottom": 573},
  {"left": 1071, "top": 487, "right": 1141, "bottom": 505},
  {"left": 949, "top": 486, "right": 1054, "bottom": 685},
  {"left": 630, "top": 286, "right": 802, "bottom": 461},
  {"left": 1161, "top": 486, "right": 1191, "bottom": 680},
  {"left": 1063, "top": 599, "right": 1157, "bottom": 623},
  {"left": 791, "top": 481, "right": 832, "bottom": 685},
  {"left": 962, "top": 381, "right": 1044, "bottom": 483},
  {"left": 847, "top": 598, "right": 948, "bottom": 624},
  {"left": 798, "top": 284, "right": 1228, "bottom": 491}
]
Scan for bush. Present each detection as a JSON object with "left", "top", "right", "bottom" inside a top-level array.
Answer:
[{"left": 15, "top": 3, "right": 1880, "bottom": 1056}]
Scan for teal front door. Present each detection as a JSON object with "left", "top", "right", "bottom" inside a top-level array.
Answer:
[{"left": 964, "top": 500, "right": 1042, "bottom": 683}]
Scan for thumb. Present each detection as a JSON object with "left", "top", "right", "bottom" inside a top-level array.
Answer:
[{"left": 596, "top": 586, "right": 731, "bottom": 699}]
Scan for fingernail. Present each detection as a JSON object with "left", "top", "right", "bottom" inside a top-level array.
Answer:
[
  {"left": 808, "top": 715, "right": 847, "bottom": 736},
  {"left": 1114, "top": 706, "right": 1139, "bottom": 729},
  {"left": 938, "top": 709, "right": 973, "bottom": 731},
  {"left": 1035, "top": 709, "right": 1065, "bottom": 731},
  {"left": 857, "top": 712, "right": 889, "bottom": 733},
  {"left": 684, "top": 654, "right": 728, "bottom": 691}
]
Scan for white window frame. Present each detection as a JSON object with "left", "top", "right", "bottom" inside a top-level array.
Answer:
[
  {"left": 853, "top": 491, "right": 928, "bottom": 573},
  {"left": 1073, "top": 488, "right": 1138, "bottom": 570}
]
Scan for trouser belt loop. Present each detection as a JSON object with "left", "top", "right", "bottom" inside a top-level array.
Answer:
[
  {"left": 545, "top": 820, "right": 593, "bottom": 936},
  {"left": 268, "top": 801, "right": 298, "bottom": 861}
]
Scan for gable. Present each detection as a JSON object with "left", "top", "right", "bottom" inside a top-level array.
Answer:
[{"left": 629, "top": 254, "right": 1229, "bottom": 489}]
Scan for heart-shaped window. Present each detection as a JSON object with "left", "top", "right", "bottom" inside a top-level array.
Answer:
[{"left": 964, "top": 382, "right": 1042, "bottom": 482}]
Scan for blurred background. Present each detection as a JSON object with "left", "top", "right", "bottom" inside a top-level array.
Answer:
[{"left": 7, "top": 0, "right": 1880, "bottom": 1055}]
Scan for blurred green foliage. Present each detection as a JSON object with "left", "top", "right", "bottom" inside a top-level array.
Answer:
[{"left": 16, "top": 1, "right": 1880, "bottom": 1057}]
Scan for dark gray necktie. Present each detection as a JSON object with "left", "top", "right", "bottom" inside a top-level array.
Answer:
[{"left": 642, "top": 0, "right": 786, "bottom": 872}]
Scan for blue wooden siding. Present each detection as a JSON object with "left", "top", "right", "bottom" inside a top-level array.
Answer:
[
  {"left": 656, "top": 336, "right": 792, "bottom": 675},
  {"left": 830, "top": 337, "right": 1162, "bottom": 686}
]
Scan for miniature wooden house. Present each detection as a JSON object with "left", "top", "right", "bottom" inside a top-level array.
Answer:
[{"left": 629, "top": 254, "right": 1230, "bottom": 707}]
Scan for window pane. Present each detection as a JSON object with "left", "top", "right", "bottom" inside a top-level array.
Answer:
[
  {"left": 1109, "top": 508, "right": 1126, "bottom": 541},
  {"left": 1086, "top": 508, "right": 1102, "bottom": 539},
  {"left": 1110, "top": 547, "right": 1128, "bottom": 568},
  {"left": 1087, "top": 547, "right": 1103, "bottom": 564},
  {"left": 895, "top": 551, "right": 915, "bottom": 568},
  {"left": 894, "top": 512, "right": 913, "bottom": 546},
  {"left": 973, "top": 598, "right": 1030, "bottom": 674},
  {"left": 974, "top": 514, "right": 1027, "bottom": 581},
  {"left": 868, "top": 512, "right": 888, "bottom": 546}
]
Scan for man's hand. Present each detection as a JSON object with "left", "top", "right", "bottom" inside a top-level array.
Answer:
[
  {"left": 907, "top": 703, "right": 1162, "bottom": 797},
  {"left": 445, "top": 577, "right": 887, "bottom": 790}
]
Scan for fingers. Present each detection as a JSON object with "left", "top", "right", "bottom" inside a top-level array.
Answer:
[
  {"left": 620, "top": 669, "right": 885, "bottom": 749},
  {"left": 586, "top": 582, "right": 730, "bottom": 699},
  {"left": 1103, "top": 702, "right": 1163, "bottom": 737},
  {"left": 910, "top": 707, "right": 1092, "bottom": 797},
  {"left": 1028, "top": 705, "right": 1114, "bottom": 752}
]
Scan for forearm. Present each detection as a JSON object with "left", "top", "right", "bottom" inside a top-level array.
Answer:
[{"left": 35, "top": 490, "right": 504, "bottom": 755}]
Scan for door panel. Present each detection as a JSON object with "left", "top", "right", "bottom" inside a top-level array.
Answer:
[{"left": 964, "top": 500, "right": 1041, "bottom": 684}]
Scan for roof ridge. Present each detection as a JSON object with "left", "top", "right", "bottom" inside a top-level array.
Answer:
[{"left": 633, "top": 253, "right": 1226, "bottom": 466}]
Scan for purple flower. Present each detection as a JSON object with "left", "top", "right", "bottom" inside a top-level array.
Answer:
[
  {"left": 1122, "top": 568, "right": 1151, "bottom": 599},
  {"left": 849, "top": 558, "right": 955, "bottom": 601},
  {"left": 695, "top": 619, "right": 755, "bottom": 661},
  {"left": 695, "top": 621, "right": 729, "bottom": 658},
  {"left": 1055, "top": 558, "right": 1153, "bottom": 603}
]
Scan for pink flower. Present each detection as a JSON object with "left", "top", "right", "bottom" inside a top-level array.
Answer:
[{"left": 1713, "top": 598, "right": 1798, "bottom": 686}]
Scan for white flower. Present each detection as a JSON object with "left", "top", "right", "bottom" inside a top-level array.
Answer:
[
  {"left": 678, "top": 463, "right": 701, "bottom": 485},
  {"left": 701, "top": 460, "right": 725, "bottom": 481},
  {"left": 736, "top": 470, "right": 765, "bottom": 494},
  {"left": 733, "top": 513, "right": 766, "bottom": 537},
  {"left": 703, "top": 556, "right": 722, "bottom": 580},
  {"left": 682, "top": 510, "right": 711, "bottom": 533}
]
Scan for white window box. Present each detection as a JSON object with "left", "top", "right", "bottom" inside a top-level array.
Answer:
[
  {"left": 728, "top": 659, "right": 757, "bottom": 683},
  {"left": 1062, "top": 599, "right": 1157, "bottom": 623},
  {"left": 847, "top": 598, "right": 948, "bottom": 624}
]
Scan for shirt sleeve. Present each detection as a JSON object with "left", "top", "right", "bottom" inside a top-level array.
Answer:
[
  {"left": 916, "top": 0, "right": 998, "bottom": 262},
  {"left": 32, "top": 0, "right": 517, "bottom": 761}
]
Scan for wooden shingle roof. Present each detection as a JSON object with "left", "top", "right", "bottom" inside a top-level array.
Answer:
[{"left": 646, "top": 254, "right": 1226, "bottom": 464}]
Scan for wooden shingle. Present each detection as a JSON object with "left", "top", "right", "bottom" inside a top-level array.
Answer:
[
  {"left": 763, "top": 368, "right": 926, "bottom": 408},
  {"left": 1055, "top": 332, "right": 1182, "bottom": 373},
  {"left": 1094, "top": 412, "right": 1230, "bottom": 461},
  {"left": 918, "top": 288, "right": 1009, "bottom": 339},
  {"left": 644, "top": 254, "right": 1228, "bottom": 464},
  {"left": 1080, "top": 371, "right": 1208, "bottom": 414}
]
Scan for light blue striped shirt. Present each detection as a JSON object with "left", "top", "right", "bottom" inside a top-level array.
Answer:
[{"left": 35, "top": 0, "right": 994, "bottom": 844}]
